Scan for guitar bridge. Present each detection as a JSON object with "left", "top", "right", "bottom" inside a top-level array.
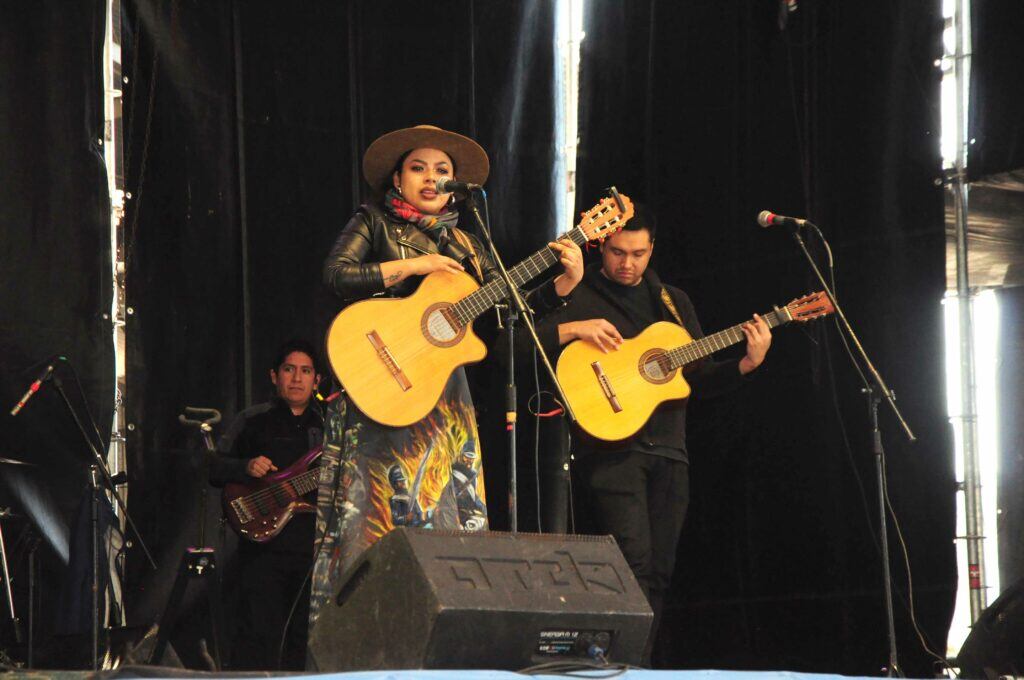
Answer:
[
  {"left": 591, "top": 361, "right": 623, "bottom": 413},
  {"left": 366, "top": 330, "right": 413, "bottom": 391},
  {"left": 231, "top": 497, "right": 254, "bottom": 524}
]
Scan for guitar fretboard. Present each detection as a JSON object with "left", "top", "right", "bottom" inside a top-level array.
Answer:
[
  {"left": 666, "top": 307, "right": 791, "bottom": 370},
  {"left": 245, "top": 468, "right": 319, "bottom": 509},
  {"left": 449, "top": 226, "right": 590, "bottom": 324}
]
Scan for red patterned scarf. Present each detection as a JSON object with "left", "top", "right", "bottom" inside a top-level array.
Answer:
[{"left": 384, "top": 188, "right": 460, "bottom": 240}]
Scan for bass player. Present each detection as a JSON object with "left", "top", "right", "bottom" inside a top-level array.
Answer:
[{"left": 209, "top": 338, "right": 323, "bottom": 671}]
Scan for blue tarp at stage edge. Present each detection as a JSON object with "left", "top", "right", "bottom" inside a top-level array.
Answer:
[{"left": 223, "top": 670, "right": 894, "bottom": 680}]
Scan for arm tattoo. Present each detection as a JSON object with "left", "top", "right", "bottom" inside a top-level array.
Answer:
[{"left": 385, "top": 271, "right": 402, "bottom": 284}]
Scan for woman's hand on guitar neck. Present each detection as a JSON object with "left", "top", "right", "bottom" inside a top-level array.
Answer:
[
  {"left": 379, "top": 255, "right": 464, "bottom": 288},
  {"left": 246, "top": 455, "right": 278, "bottom": 478},
  {"left": 559, "top": 319, "right": 623, "bottom": 353}
]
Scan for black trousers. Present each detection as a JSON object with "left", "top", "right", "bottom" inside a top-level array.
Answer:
[
  {"left": 575, "top": 450, "right": 690, "bottom": 665},
  {"left": 231, "top": 549, "right": 312, "bottom": 671}
]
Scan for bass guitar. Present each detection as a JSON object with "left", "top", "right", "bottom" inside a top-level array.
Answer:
[
  {"left": 222, "top": 446, "right": 321, "bottom": 543},
  {"left": 555, "top": 292, "right": 834, "bottom": 441},
  {"left": 325, "top": 194, "right": 634, "bottom": 427}
]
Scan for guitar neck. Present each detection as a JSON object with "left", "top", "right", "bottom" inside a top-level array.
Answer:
[
  {"left": 666, "top": 306, "right": 792, "bottom": 370},
  {"left": 290, "top": 468, "right": 320, "bottom": 495},
  {"left": 252, "top": 467, "right": 319, "bottom": 503},
  {"left": 450, "top": 226, "right": 589, "bottom": 324}
]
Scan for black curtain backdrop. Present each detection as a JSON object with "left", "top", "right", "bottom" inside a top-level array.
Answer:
[
  {"left": 0, "top": 0, "right": 113, "bottom": 660},
  {"left": 968, "top": 0, "right": 1024, "bottom": 179},
  {"left": 120, "top": 2, "right": 246, "bottom": 652},
  {"left": 576, "top": 1, "right": 954, "bottom": 675},
  {"left": 120, "top": 0, "right": 558, "bottom": 659}
]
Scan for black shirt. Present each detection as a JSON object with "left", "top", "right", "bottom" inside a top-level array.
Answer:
[
  {"left": 603, "top": 275, "right": 660, "bottom": 331},
  {"left": 212, "top": 398, "right": 324, "bottom": 554}
]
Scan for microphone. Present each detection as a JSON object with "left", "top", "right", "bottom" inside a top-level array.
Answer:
[
  {"left": 758, "top": 210, "right": 808, "bottom": 228},
  {"left": 10, "top": 358, "right": 60, "bottom": 416},
  {"left": 435, "top": 177, "right": 481, "bottom": 196}
]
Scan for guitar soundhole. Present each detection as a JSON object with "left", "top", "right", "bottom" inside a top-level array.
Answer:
[
  {"left": 639, "top": 349, "right": 675, "bottom": 385},
  {"left": 422, "top": 303, "right": 465, "bottom": 348}
]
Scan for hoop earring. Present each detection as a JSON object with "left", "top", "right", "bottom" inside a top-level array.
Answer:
[{"left": 396, "top": 185, "right": 403, "bottom": 196}]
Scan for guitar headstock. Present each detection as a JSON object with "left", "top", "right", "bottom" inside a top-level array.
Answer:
[
  {"left": 577, "top": 193, "right": 634, "bottom": 243},
  {"left": 786, "top": 291, "right": 834, "bottom": 322}
]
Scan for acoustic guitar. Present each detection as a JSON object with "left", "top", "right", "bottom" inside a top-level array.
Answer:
[
  {"left": 325, "top": 194, "right": 634, "bottom": 427},
  {"left": 555, "top": 292, "right": 834, "bottom": 441}
]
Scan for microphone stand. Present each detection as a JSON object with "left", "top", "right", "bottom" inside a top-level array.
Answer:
[
  {"left": 786, "top": 222, "right": 913, "bottom": 677},
  {"left": 464, "top": 190, "right": 575, "bottom": 534},
  {"left": 0, "top": 508, "right": 19, "bottom": 648},
  {"left": 149, "top": 408, "right": 225, "bottom": 669},
  {"left": 48, "top": 367, "right": 157, "bottom": 671}
]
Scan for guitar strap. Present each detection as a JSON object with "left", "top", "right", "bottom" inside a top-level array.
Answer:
[
  {"left": 451, "top": 228, "right": 484, "bottom": 283},
  {"left": 659, "top": 288, "right": 685, "bottom": 326}
]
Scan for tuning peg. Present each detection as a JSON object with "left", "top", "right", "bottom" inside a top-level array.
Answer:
[{"left": 604, "top": 186, "right": 626, "bottom": 213}]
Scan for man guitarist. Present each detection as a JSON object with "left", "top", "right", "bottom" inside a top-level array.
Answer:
[
  {"left": 532, "top": 206, "right": 772, "bottom": 666},
  {"left": 210, "top": 338, "right": 323, "bottom": 670}
]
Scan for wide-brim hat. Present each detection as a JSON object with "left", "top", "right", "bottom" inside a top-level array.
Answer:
[{"left": 362, "top": 124, "right": 490, "bottom": 190}]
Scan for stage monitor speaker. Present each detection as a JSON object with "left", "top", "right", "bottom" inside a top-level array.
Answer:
[
  {"left": 957, "top": 577, "right": 1024, "bottom": 678},
  {"left": 307, "top": 528, "right": 652, "bottom": 672}
]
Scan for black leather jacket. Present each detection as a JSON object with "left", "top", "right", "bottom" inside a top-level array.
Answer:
[{"left": 323, "top": 203, "right": 567, "bottom": 312}]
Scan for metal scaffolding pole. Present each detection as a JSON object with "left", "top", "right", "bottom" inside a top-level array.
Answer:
[
  {"left": 102, "top": 0, "right": 128, "bottom": 626},
  {"left": 948, "top": 0, "right": 987, "bottom": 623}
]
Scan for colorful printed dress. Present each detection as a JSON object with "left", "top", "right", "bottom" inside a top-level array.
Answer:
[{"left": 308, "top": 370, "right": 486, "bottom": 623}]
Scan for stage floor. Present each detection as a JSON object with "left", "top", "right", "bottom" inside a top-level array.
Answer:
[{"left": 68, "top": 668, "right": 901, "bottom": 680}]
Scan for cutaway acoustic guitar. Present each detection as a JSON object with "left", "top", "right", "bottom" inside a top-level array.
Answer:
[
  {"left": 555, "top": 292, "right": 834, "bottom": 441},
  {"left": 326, "top": 194, "right": 634, "bottom": 427}
]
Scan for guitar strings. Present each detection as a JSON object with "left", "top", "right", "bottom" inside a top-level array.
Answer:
[
  {"left": 239, "top": 467, "right": 319, "bottom": 506},
  {"left": 350, "top": 229, "right": 593, "bottom": 381}
]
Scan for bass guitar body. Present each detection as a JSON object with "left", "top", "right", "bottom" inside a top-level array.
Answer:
[
  {"left": 222, "top": 446, "right": 322, "bottom": 543},
  {"left": 325, "top": 270, "right": 487, "bottom": 427},
  {"left": 556, "top": 321, "right": 694, "bottom": 442}
]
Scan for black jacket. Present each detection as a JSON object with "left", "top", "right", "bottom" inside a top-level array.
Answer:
[
  {"left": 322, "top": 202, "right": 566, "bottom": 312},
  {"left": 535, "top": 264, "right": 747, "bottom": 460}
]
